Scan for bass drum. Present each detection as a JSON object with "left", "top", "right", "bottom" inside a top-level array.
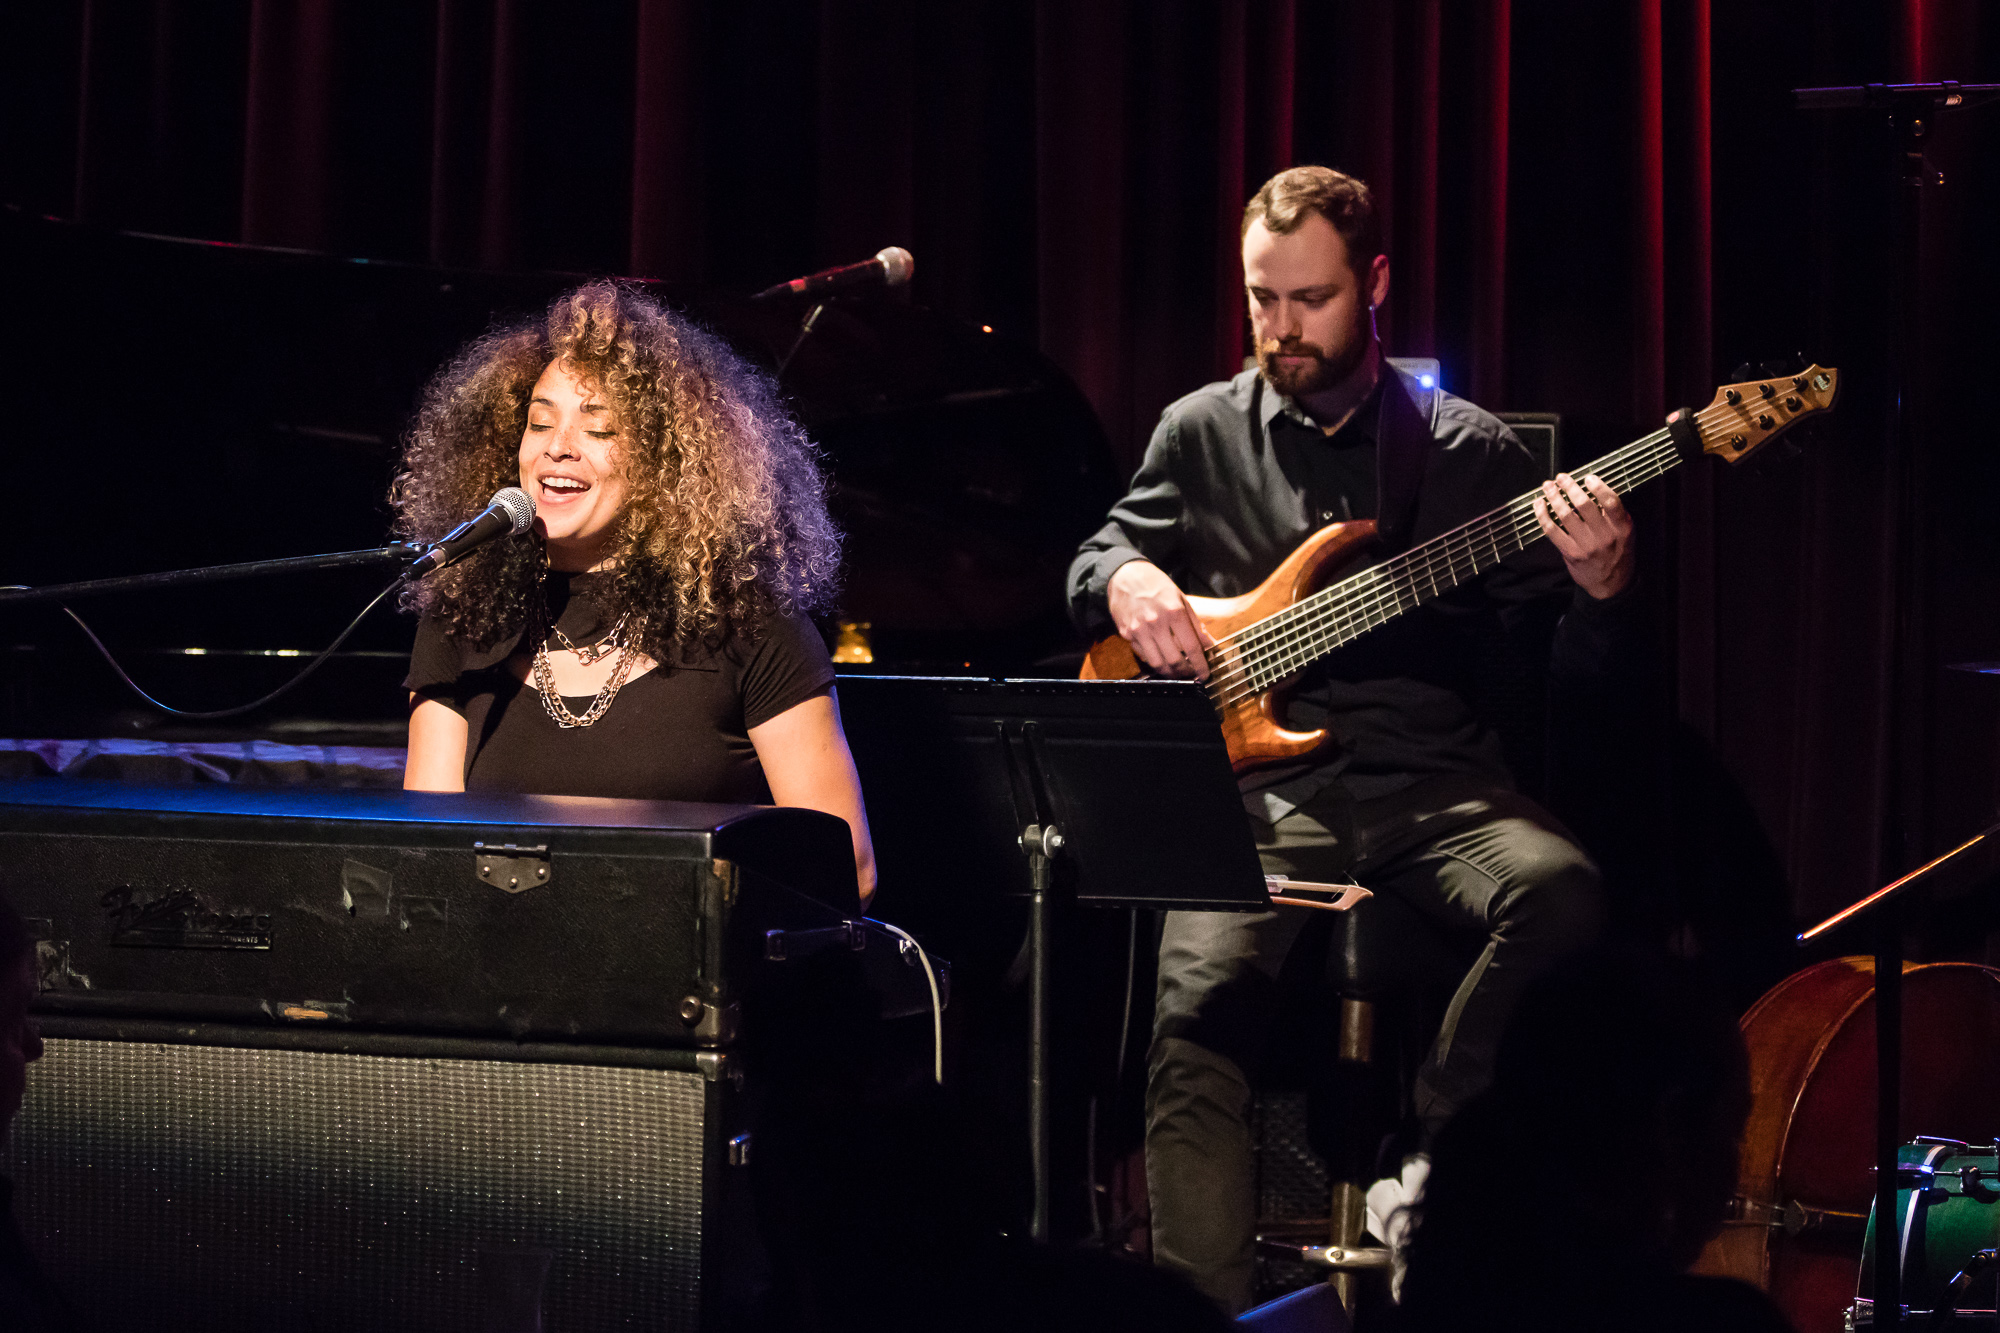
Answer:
[
  {"left": 1693, "top": 959, "right": 2000, "bottom": 1333},
  {"left": 1851, "top": 1139, "right": 2000, "bottom": 1328}
]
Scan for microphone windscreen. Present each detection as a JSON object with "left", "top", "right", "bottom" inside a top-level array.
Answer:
[
  {"left": 493, "top": 486, "right": 536, "bottom": 533},
  {"left": 876, "top": 246, "right": 914, "bottom": 286}
]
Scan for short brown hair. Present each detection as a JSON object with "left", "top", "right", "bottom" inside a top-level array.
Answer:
[{"left": 1242, "top": 166, "right": 1381, "bottom": 275}]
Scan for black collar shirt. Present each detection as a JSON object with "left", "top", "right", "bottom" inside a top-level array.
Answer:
[{"left": 1067, "top": 366, "right": 1643, "bottom": 816}]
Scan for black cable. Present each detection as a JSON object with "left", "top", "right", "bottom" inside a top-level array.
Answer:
[{"left": 3, "top": 574, "right": 408, "bottom": 721}]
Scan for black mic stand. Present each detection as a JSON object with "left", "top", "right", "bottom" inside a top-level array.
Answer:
[
  {"left": 1792, "top": 81, "right": 2000, "bottom": 1332},
  {"left": 0, "top": 545, "right": 421, "bottom": 610},
  {"left": 774, "top": 303, "right": 826, "bottom": 383}
]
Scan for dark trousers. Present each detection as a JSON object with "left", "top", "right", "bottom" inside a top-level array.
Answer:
[{"left": 1145, "top": 775, "right": 1604, "bottom": 1314}]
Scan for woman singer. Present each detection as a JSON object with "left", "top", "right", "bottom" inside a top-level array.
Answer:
[{"left": 395, "top": 281, "right": 875, "bottom": 904}]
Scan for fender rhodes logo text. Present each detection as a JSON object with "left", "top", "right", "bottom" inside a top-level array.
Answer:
[{"left": 102, "top": 886, "right": 273, "bottom": 950}]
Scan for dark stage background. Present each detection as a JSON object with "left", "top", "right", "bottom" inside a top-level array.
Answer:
[{"left": 4, "top": 0, "right": 2000, "bottom": 992}]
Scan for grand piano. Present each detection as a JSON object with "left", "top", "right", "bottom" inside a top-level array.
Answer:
[{"left": 0, "top": 204, "right": 1122, "bottom": 741}]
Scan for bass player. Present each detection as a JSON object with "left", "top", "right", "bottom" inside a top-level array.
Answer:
[{"left": 1065, "top": 165, "right": 1645, "bottom": 1314}]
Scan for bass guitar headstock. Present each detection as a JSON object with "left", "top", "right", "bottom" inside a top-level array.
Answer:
[{"left": 1671, "top": 364, "right": 1839, "bottom": 466}]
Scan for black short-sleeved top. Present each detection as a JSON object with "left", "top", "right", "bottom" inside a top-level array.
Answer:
[{"left": 403, "top": 571, "right": 835, "bottom": 803}]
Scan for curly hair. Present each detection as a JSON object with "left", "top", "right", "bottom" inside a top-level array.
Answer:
[{"left": 392, "top": 281, "right": 842, "bottom": 657}]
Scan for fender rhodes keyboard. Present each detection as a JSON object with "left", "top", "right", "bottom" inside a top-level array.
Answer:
[
  {"left": 0, "top": 778, "right": 948, "bottom": 1332},
  {"left": 0, "top": 778, "right": 945, "bottom": 1046}
]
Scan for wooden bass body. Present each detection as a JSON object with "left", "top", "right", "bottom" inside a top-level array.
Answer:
[{"left": 1080, "top": 519, "right": 1378, "bottom": 776}]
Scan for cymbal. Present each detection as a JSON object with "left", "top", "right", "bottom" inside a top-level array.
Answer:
[{"left": 1946, "top": 662, "right": 2000, "bottom": 675}]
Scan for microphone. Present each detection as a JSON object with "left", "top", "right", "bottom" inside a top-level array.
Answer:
[
  {"left": 405, "top": 487, "right": 536, "bottom": 579},
  {"left": 752, "top": 246, "right": 914, "bottom": 301}
]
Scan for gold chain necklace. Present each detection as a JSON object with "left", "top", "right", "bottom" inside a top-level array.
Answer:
[{"left": 530, "top": 575, "right": 644, "bottom": 729}]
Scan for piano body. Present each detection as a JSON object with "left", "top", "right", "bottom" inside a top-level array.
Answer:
[{"left": 0, "top": 779, "right": 943, "bottom": 1332}]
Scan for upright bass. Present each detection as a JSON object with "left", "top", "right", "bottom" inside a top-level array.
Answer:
[{"left": 1694, "top": 958, "right": 2000, "bottom": 1332}]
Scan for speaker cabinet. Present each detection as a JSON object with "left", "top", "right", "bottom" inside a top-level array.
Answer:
[
  {"left": 3, "top": 1021, "right": 760, "bottom": 1332},
  {"left": 1495, "top": 411, "right": 1564, "bottom": 478}
]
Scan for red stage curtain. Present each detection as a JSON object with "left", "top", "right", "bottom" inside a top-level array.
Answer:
[
  {"left": 4, "top": 0, "right": 2000, "bottom": 966},
  {"left": 18, "top": 0, "right": 1732, "bottom": 456}
]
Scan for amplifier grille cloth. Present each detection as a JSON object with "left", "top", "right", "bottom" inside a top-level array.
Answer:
[
  {"left": 1, "top": 1039, "right": 706, "bottom": 1331},
  {"left": 1253, "top": 1089, "right": 1330, "bottom": 1303}
]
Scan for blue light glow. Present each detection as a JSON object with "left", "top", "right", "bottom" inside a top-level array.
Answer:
[{"left": 1419, "top": 374, "right": 1435, "bottom": 389}]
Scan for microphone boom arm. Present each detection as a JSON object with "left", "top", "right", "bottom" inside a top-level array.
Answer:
[{"left": 0, "top": 545, "right": 422, "bottom": 609}]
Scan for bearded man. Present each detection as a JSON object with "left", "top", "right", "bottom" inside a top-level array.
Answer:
[{"left": 1066, "top": 166, "right": 1643, "bottom": 1314}]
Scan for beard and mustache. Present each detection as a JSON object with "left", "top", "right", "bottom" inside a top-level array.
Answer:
[{"left": 1255, "top": 323, "right": 1371, "bottom": 398}]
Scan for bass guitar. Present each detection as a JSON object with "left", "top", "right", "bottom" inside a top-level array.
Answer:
[{"left": 1080, "top": 366, "right": 1840, "bottom": 775}]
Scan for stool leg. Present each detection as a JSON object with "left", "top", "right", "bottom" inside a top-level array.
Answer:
[
  {"left": 1328, "top": 1180, "right": 1367, "bottom": 1311},
  {"left": 1330, "top": 995, "right": 1376, "bottom": 1311},
  {"left": 1338, "top": 995, "right": 1375, "bottom": 1065}
]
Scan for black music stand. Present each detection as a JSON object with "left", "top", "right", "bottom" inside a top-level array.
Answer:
[{"left": 835, "top": 675, "right": 1272, "bottom": 1242}]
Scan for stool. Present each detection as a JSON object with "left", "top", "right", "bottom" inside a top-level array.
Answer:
[{"left": 1255, "top": 888, "right": 1478, "bottom": 1313}]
